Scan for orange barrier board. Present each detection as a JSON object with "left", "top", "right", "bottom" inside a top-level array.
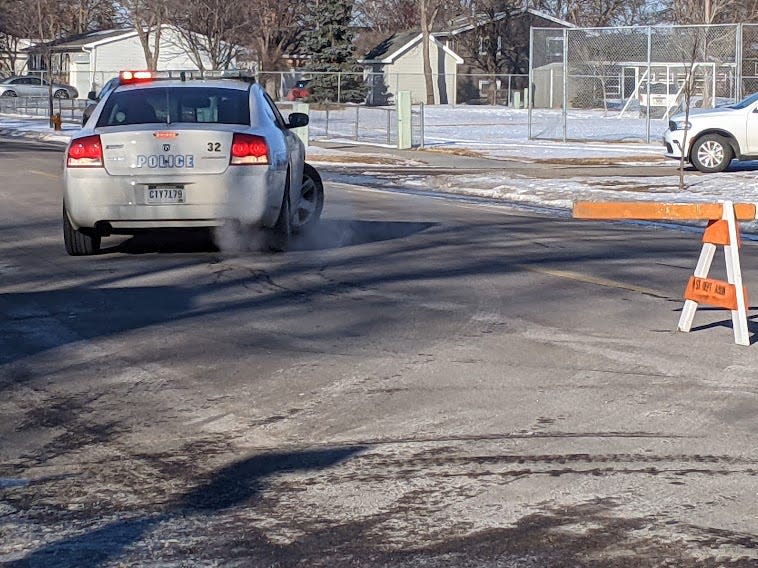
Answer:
[
  {"left": 684, "top": 276, "right": 746, "bottom": 311},
  {"left": 572, "top": 199, "right": 751, "bottom": 346},
  {"left": 573, "top": 201, "right": 756, "bottom": 221},
  {"left": 702, "top": 220, "right": 740, "bottom": 246}
]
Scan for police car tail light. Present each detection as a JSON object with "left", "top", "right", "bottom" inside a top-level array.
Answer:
[
  {"left": 231, "top": 133, "right": 269, "bottom": 165},
  {"left": 67, "top": 135, "right": 103, "bottom": 168}
]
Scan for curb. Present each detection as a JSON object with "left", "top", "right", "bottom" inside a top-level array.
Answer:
[{"left": 0, "top": 127, "right": 70, "bottom": 146}]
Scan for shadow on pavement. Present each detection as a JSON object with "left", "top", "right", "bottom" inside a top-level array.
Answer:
[
  {"left": 5, "top": 447, "right": 364, "bottom": 568},
  {"left": 102, "top": 220, "right": 436, "bottom": 255}
]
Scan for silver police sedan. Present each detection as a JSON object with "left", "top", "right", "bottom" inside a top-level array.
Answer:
[{"left": 63, "top": 71, "right": 323, "bottom": 255}]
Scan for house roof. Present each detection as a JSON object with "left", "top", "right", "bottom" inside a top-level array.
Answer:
[
  {"left": 25, "top": 28, "right": 134, "bottom": 52},
  {"left": 441, "top": 7, "right": 574, "bottom": 36},
  {"left": 360, "top": 32, "right": 464, "bottom": 65},
  {"left": 24, "top": 26, "right": 190, "bottom": 53},
  {"left": 361, "top": 7, "right": 571, "bottom": 65}
]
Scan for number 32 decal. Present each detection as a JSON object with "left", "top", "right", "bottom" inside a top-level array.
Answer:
[{"left": 207, "top": 142, "right": 221, "bottom": 152}]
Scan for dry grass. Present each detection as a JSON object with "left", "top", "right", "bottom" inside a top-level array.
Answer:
[
  {"left": 308, "top": 154, "right": 408, "bottom": 165},
  {"left": 532, "top": 156, "right": 666, "bottom": 166},
  {"left": 423, "top": 147, "right": 488, "bottom": 158}
]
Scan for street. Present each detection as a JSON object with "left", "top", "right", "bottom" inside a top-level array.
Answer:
[{"left": 1, "top": 138, "right": 758, "bottom": 567}]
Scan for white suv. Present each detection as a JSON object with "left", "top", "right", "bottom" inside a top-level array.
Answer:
[{"left": 663, "top": 92, "right": 758, "bottom": 173}]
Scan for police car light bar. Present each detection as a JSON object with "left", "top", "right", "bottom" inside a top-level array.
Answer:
[
  {"left": 118, "top": 69, "right": 256, "bottom": 85},
  {"left": 119, "top": 70, "right": 154, "bottom": 84}
]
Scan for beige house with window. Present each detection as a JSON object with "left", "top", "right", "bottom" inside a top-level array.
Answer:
[{"left": 360, "top": 32, "right": 464, "bottom": 105}]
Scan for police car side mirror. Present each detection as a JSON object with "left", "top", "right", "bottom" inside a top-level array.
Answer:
[
  {"left": 287, "top": 112, "right": 309, "bottom": 129},
  {"left": 87, "top": 90, "right": 97, "bottom": 101}
]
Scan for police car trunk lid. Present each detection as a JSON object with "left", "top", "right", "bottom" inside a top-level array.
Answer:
[{"left": 99, "top": 126, "right": 235, "bottom": 176}]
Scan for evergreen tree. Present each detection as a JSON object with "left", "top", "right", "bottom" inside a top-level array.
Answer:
[{"left": 303, "top": 0, "right": 367, "bottom": 103}]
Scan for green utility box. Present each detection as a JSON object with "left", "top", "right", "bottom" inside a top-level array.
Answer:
[{"left": 396, "top": 91, "right": 412, "bottom": 150}]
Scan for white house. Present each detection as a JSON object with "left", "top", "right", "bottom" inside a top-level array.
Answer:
[
  {"left": 0, "top": 35, "right": 33, "bottom": 76},
  {"left": 360, "top": 32, "right": 464, "bottom": 105},
  {"left": 26, "top": 26, "right": 225, "bottom": 98}
]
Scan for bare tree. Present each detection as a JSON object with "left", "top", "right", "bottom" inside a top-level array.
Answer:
[
  {"left": 353, "top": 0, "right": 417, "bottom": 57},
  {"left": 245, "top": 0, "right": 304, "bottom": 96},
  {"left": 57, "top": 0, "right": 117, "bottom": 35},
  {"left": 353, "top": 0, "right": 417, "bottom": 34},
  {"left": 419, "top": 0, "right": 460, "bottom": 104},
  {"left": 451, "top": 0, "right": 531, "bottom": 103},
  {"left": 117, "top": 0, "right": 169, "bottom": 70},
  {"left": 0, "top": 0, "right": 36, "bottom": 75},
  {"left": 167, "top": 0, "right": 246, "bottom": 71},
  {"left": 672, "top": 27, "right": 705, "bottom": 190},
  {"left": 664, "top": 0, "right": 746, "bottom": 24},
  {"left": 531, "top": 0, "right": 649, "bottom": 26},
  {"left": 24, "top": 0, "right": 69, "bottom": 125}
]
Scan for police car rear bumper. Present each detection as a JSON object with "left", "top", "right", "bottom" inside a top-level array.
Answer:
[{"left": 63, "top": 166, "right": 285, "bottom": 230}]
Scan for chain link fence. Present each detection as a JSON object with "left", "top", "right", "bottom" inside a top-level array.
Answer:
[
  {"left": 529, "top": 24, "right": 753, "bottom": 143},
  {"left": 0, "top": 96, "right": 87, "bottom": 121}
]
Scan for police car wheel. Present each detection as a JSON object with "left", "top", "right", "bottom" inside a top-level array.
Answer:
[
  {"left": 63, "top": 205, "right": 100, "bottom": 256},
  {"left": 292, "top": 163, "right": 324, "bottom": 233}
]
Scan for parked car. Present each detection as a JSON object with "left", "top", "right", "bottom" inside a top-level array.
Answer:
[
  {"left": 286, "top": 79, "right": 310, "bottom": 101},
  {"left": 0, "top": 75, "right": 78, "bottom": 98},
  {"left": 63, "top": 70, "right": 323, "bottom": 255},
  {"left": 663, "top": 91, "right": 758, "bottom": 172},
  {"left": 82, "top": 76, "right": 119, "bottom": 126}
]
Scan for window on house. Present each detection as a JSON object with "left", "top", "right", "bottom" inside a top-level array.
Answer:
[{"left": 547, "top": 37, "right": 564, "bottom": 62}]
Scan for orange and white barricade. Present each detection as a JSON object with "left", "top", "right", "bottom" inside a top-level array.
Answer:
[{"left": 573, "top": 200, "right": 755, "bottom": 346}]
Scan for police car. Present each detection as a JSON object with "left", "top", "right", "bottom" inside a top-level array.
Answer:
[{"left": 63, "top": 70, "right": 323, "bottom": 255}]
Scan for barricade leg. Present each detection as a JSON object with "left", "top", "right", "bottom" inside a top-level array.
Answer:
[
  {"left": 677, "top": 242, "right": 716, "bottom": 333},
  {"left": 723, "top": 202, "right": 750, "bottom": 345}
]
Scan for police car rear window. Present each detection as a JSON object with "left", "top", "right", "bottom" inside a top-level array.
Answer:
[{"left": 97, "top": 87, "right": 250, "bottom": 127}]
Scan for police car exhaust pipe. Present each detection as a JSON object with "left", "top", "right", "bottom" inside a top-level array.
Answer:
[{"left": 95, "top": 221, "right": 113, "bottom": 236}]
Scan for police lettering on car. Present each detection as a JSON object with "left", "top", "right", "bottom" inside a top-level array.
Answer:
[{"left": 135, "top": 154, "right": 195, "bottom": 168}]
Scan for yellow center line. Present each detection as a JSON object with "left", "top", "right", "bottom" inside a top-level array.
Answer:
[
  {"left": 29, "top": 170, "right": 60, "bottom": 179},
  {"left": 517, "top": 265, "right": 673, "bottom": 299}
]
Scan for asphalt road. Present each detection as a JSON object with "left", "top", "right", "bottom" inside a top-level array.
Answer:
[{"left": 1, "top": 138, "right": 758, "bottom": 567}]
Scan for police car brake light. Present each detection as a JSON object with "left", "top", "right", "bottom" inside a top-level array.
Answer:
[
  {"left": 231, "top": 133, "right": 269, "bottom": 165},
  {"left": 119, "top": 70, "right": 154, "bottom": 84},
  {"left": 67, "top": 135, "right": 103, "bottom": 168}
]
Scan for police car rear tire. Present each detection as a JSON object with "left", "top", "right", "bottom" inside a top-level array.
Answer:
[
  {"left": 63, "top": 205, "right": 100, "bottom": 256},
  {"left": 292, "top": 163, "right": 324, "bottom": 234},
  {"left": 266, "top": 186, "right": 291, "bottom": 252}
]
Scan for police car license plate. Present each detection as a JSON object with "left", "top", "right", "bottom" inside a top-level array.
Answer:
[{"left": 146, "top": 187, "right": 185, "bottom": 204}]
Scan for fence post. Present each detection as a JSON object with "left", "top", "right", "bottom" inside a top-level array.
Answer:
[
  {"left": 736, "top": 24, "right": 743, "bottom": 101},
  {"left": 646, "top": 25, "right": 652, "bottom": 144},
  {"left": 562, "top": 28, "right": 568, "bottom": 143},
  {"left": 337, "top": 72, "right": 342, "bottom": 104},
  {"left": 325, "top": 101, "right": 330, "bottom": 138},
  {"left": 354, "top": 104, "right": 359, "bottom": 140},
  {"left": 386, "top": 109, "right": 391, "bottom": 145},
  {"left": 528, "top": 27, "right": 534, "bottom": 140},
  {"left": 419, "top": 102, "right": 425, "bottom": 149}
]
